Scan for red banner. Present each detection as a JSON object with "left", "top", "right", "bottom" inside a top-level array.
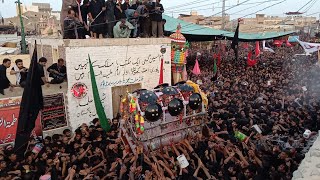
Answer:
[{"left": 0, "top": 97, "right": 42, "bottom": 145}]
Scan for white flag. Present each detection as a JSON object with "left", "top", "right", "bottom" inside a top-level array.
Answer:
[
  {"left": 262, "top": 41, "right": 275, "bottom": 53},
  {"left": 296, "top": 39, "right": 320, "bottom": 55}
]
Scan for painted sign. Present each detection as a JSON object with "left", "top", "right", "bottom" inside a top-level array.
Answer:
[
  {"left": 0, "top": 97, "right": 42, "bottom": 145},
  {"left": 65, "top": 44, "right": 171, "bottom": 130},
  {"left": 41, "top": 93, "right": 67, "bottom": 131},
  {"left": 71, "top": 82, "right": 88, "bottom": 99},
  {"left": 0, "top": 93, "right": 67, "bottom": 144}
]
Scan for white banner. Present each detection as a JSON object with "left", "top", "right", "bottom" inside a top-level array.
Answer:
[
  {"left": 297, "top": 39, "right": 320, "bottom": 55},
  {"left": 262, "top": 41, "right": 275, "bottom": 53}
]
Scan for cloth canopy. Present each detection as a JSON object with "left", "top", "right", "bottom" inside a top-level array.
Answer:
[{"left": 163, "top": 15, "right": 293, "bottom": 42}]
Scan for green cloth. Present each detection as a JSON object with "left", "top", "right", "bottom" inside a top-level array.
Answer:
[
  {"left": 213, "top": 59, "right": 217, "bottom": 75},
  {"left": 88, "top": 55, "right": 110, "bottom": 132},
  {"left": 234, "top": 131, "right": 247, "bottom": 142}
]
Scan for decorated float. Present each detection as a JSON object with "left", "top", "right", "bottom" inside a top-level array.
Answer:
[
  {"left": 170, "top": 25, "right": 190, "bottom": 84},
  {"left": 119, "top": 81, "right": 207, "bottom": 152}
]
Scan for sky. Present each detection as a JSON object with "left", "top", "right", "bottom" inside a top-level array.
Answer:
[{"left": 0, "top": 0, "right": 319, "bottom": 20}]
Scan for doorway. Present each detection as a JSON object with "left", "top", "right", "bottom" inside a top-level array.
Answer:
[{"left": 111, "top": 83, "right": 142, "bottom": 118}]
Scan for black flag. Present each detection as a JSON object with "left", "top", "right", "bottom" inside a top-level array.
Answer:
[
  {"left": 14, "top": 42, "right": 43, "bottom": 155},
  {"left": 231, "top": 21, "right": 240, "bottom": 61}
]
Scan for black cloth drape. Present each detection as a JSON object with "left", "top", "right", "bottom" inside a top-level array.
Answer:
[{"left": 14, "top": 42, "right": 43, "bottom": 156}]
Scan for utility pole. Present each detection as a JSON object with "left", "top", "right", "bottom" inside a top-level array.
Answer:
[
  {"left": 221, "top": 0, "right": 226, "bottom": 30},
  {"left": 318, "top": 13, "right": 320, "bottom": 33},
  {"left": 16, "top": 0, "right": 27, "bottom": 54}
]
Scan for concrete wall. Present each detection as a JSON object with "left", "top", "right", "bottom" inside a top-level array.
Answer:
[
  {"left": 34, "top": 39, "right": 64, "bottom": 67},
  {"left": 1, "top": 39, "right": 65, "bottom": 86},
  {"left": 293, "top": 133, "right": 320, "bottom": 180},
  {"left": 29, "top": 38, "right": 172, "bottom": 131},
  {"left": 58, "top": 38, "right": 171, "bottom": 130},
  {"left": 2, "top": 38, "right": 172, "bottom": 135}
]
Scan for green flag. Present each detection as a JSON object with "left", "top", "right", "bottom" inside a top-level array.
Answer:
[
  {"left": 88, "top": 55, "right": 110, "bottom": 132},
  {"left": 213, "top": 59, "right": 217, "bottom": 75}
]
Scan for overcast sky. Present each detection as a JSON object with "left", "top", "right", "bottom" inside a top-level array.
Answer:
[{"left": 0, "top": 0, "right": 319, "bottom": 20}]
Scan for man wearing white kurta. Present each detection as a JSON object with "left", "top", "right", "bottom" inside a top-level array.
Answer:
[{"left": 113, "top": 19, "right": 134, "bottom": 38}]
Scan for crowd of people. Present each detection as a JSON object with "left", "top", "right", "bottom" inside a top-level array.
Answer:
[
  {"left": 0, "top": 57, "right": 67, "bottom": 95},
  {"left": 0, "top": 43, "right": 319, "bottom": 180},
  {"left": 63, "top": 0, "right": 165, "bottom": 39}
]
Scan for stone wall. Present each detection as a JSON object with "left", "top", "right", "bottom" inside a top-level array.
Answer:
[
  {"left": 33, "top": 39, "right": 64, "bottom": 67},
  {"left": 293, "top": 133, "right": 320, "bottom": 180}
]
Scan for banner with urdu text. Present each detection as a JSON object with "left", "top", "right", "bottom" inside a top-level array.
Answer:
[{"left": 0, "top": 97, "right": 42, "bottom": 144}]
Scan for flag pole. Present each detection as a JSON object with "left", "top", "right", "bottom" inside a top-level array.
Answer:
[{"left": 14, "top": 40, "right": 43, "bottom": 157}]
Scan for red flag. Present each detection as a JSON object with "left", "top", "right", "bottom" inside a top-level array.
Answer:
[
  {"left": 213, "top": 53, "right": 221, "bottom": 67},
  {"left": 286, "top": 40, "right": 292, "bottom": 47},
  {"left": 273, "top": 40, "right": 282, "bottom": 47},
  {"left": 158, "top": 57, "right": 164, "bottom": 84},
  {"left": 247, "top": 51, "right": 257, "bottom": 67},
  {"left": 255, "top": 41, "right": 261, "bottom": 58},
  {"left": 221, "top": 43, "right": 226, "bottom": 55},
  {"left": 242, "top": 43, "right": 249, "bottom": 49},
  {"left": 217, "top": 53, "right": 221, "bottom": 67}
]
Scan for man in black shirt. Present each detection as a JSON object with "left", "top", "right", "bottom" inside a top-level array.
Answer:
[
  {"left": 63, "top": 9, "right": 81, "bottom": 39},
  {"left": 0, "top": 58, "right": 13, "bottom": 95},
  {"left": 137, "top": 1, "right": 151, "bottom": 37},
  {"left": 81, "top": 0, "right": 91, "bottom": 37},
  {"left": 105, "top": 0, "right": 116, "bottom": 38},
  {"left": 150, "top": 0, "right": 164, "bottom": 37},
  {"left": 47, "top": 58, "right": 67, "bottom": 84},
  {"left": 10, "top": 59, "right": 28, "bottom": 87},
  {"left": 130, "top": 0, "right": 141, "bottom": 10},
  {"left": 114, "top": 0, "right": 126, "bottom": 20},
  {"left": 38, "top": 57, "right": 49, "bottom": 85},
  {"left": 88, "top": 0, "right": 106, "bottom": 39},
  {"left": 122, "top": 0, "right": 131, "bottom": 11}
]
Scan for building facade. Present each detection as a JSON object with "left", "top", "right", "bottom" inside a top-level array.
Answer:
[
  {"left": 178, "top": 11, "right": 317, "bottom": 33},
  {"left": 178, "top": 11, "right": 230, "bottom": 29},
  {"left": 32, "top": 3, "right": 52, "bottom": 14},
  {"left": 240, "top": 14, "right": 317, "bottom": 33},
  {"left": 8, "top": 2, "right": 61, "bottom": 36}
]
